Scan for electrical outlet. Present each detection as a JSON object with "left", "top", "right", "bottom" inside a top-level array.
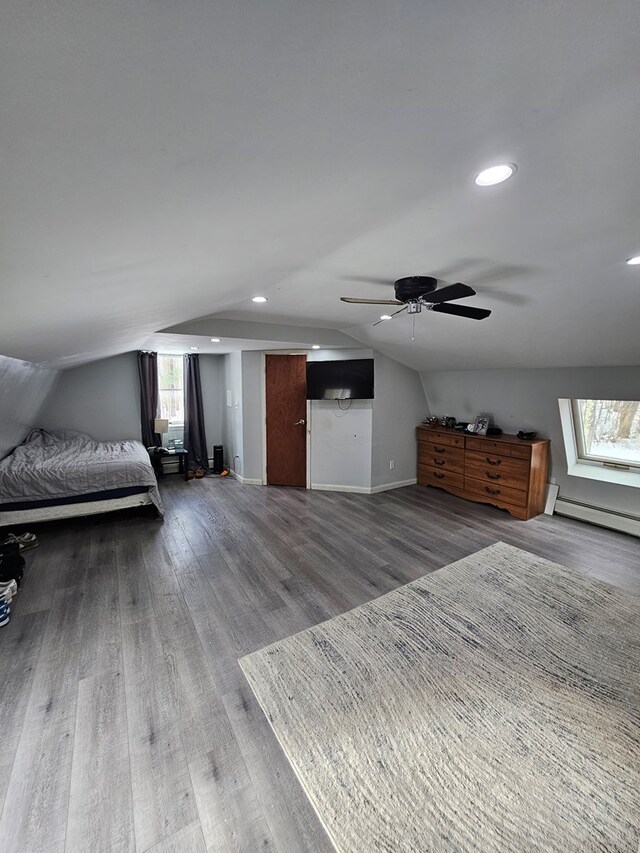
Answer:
[{"left": 389, "top": 460, "right": 395, "bottom": 470}]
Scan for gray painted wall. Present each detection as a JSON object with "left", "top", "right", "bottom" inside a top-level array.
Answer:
[
  {"left": 241, "top": 351, "right": 264, "bottom": 481},
  {"left": 371, "top": 353, "right": 429, "bottom": 488},
  {"left": 198, "top": 355, "right": 224, "bottom": 453},
  {"left": 0, "top": 354, "right": 59, "bottom": 459},
  {"left": 40, "top": 352, "right": 141, "bottom": 440},
  {"left": 40, "top": 351, "right": 224, "bottom": 448},
  {"left": 420, "top": 366, "right": 640, "bottom": 515}
]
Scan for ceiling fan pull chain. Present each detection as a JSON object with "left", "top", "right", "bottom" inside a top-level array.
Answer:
[{"left": 412, "top": 314, "right": 416, "bottom": 342}]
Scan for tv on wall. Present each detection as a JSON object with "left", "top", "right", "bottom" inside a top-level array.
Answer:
[{"left": 306, "top": 358, "right": 374, "bottom": 400}]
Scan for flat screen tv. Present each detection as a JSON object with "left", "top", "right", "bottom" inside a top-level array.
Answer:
[{"left": 306, "top": 358, "right": 374, "bottom": 400}]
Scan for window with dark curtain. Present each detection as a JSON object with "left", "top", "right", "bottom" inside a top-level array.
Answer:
[
  {"left": 183, "top": 353, "right": 209, "bottom": 472},
  {"left": 137, "top": 351, "right": 161, "bottom": 447}
]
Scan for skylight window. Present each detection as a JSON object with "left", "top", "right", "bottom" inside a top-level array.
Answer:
[
  {"left": 558, "top": 398, "right": 640, "bottom": 490},
  {"left": 571, "top": 399, "right": 640, "bottom": 469}
]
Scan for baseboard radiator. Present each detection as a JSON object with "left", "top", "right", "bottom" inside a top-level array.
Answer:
[{"left": 555, "top": 498, "right": 640, "bottom": 538}]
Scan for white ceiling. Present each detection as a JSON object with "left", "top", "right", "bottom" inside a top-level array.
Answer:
[{"left": 1, "top": 0, "right": 639, "bottom": 371}]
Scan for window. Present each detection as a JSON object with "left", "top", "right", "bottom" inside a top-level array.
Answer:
[
  {"left": 158, "top": 355, "right": 184, "bottom": 424},
  {"left": 572, "top": 399, "right": 640, "bottom": 469},
  {"left": 558, "top": 398, "right": 640, "bottom": 490}
]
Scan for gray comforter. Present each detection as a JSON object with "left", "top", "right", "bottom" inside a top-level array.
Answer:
[{"left": 0, "top": 429, "right": 163, "bottom": 515}]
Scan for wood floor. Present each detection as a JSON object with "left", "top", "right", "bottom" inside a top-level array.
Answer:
[{"left": 0, "top": 479, "right": 638, "bottom": 852}]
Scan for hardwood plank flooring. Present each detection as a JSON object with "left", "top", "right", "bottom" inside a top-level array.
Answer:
[{"left": 0, "top": 478, "right": 638, "bottom": 851}]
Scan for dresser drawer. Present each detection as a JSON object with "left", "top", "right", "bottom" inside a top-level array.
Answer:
[
  {"left": 465, "top": 451, "right": 530, "bottom": 489},
  {"left": 419, "top": 443, "right": 465, "bottom": 474},
  {"left": 509, "top": 443, "right": 532, "bottom": 460},
  {"left": 466, "top": 436, "right": 531, "bottom": 459},
  {"left": 417, "top": 430, "right": 464, "bottom": 448},
  {"left": 464, "top": 477, "right": 528, "bottom": 508},
  {"left": 418, "top": 465, "right": 464, "bottom": 491}
]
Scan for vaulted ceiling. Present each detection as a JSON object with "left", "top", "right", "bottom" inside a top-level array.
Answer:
[{"left": 1, "top": 1, "right": 639, "bottom": 371}]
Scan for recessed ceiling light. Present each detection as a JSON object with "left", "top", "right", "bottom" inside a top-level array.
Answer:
[
  {"left": 380, "top": 314, "right": 393, "bottom": 320},
  {"left": 210, "top": 338, "right": 221, "bottom": 342},
  {"left": 252, "top": 296, "right": 268, "bottom": 303},
  {"left": 190, "top": 346, "right": 199, "bottom": 350},
  {"left": 474, "top": 163, "right": 517, "bottom": 186},
  {"left": 311, "top": 344, "right": 320, "bottom": 349},
  {"left": 626, "top": 256, "right": 640, "bottom": 265}
]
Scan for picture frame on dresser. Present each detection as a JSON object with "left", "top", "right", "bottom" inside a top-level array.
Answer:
[{"left": 474, "top": 415, "right": 490, "bottom": 435}]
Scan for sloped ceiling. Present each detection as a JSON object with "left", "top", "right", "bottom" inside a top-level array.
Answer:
[{"left": 1, "top": 0, "right": 639, "bottom": 370}]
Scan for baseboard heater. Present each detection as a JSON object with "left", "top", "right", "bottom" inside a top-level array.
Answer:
[{"left": 555, "top": 498, "right": 640, "bottom": 538}]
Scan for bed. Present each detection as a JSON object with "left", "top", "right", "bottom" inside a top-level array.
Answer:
[{"left": 0, "top": 429, "right": 164, "bottom": 527}]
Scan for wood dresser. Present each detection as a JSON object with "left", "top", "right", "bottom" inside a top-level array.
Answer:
[{"left": 416, "top": 425, "right": 550, "bottom": 520}]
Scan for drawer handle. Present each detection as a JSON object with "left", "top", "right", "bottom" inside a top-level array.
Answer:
[
  {"left": 434, "top": 459, "right": 446, "bottom": 466},
  {"left": 485, "top": 486, "right": 501, "bottom": 495},
  {"left": 485, "top": 457, "right": 502, "bottom": 466},
  {"left": 433, "top": 472, "right": 445, "bottom": 480},
  {"left": 485, "top": 472, "right": 502, "bottom": 480},
  {"left": 434, "top": 446, "right": 446, "bottom": 453}
]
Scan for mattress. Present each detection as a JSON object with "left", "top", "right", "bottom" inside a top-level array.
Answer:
[{"left": 0, "top": 429, "right": 164, "bottom": 516}]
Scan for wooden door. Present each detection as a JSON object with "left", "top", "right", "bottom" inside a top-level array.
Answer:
[{"left": 265, "top": 354, "right": 307, "bottom": 486}]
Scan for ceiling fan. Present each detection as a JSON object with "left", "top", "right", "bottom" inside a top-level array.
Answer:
[{"left": 340, "top": 276, "right": 491, "bottom": 325}]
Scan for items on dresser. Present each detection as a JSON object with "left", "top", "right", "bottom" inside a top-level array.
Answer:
[{"left": 416, "top": 425, "right": 550, "bottom": 520}]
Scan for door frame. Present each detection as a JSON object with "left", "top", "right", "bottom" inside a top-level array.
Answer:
[{"left": 261, "top": 351, "right": 310, "bottom": 488}]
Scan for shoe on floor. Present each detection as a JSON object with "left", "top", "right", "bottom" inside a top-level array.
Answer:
[
  {"left": 194, "top": 469, "right": 205, "bottom": 478},
  {"left": 3, "top": 532, "right": 39, "bottom": 552},
  {"left": 0, "top": 600, "right": 10, "bottom": 626},
  {"left": 0, "top": 578, "right": 17, "bottom": 598}
]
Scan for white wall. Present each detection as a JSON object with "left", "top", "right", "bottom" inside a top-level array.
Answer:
[
  {"left": 40, "top": 351, "right": 224, "bottom": 448},
  {"left": 0, "top": 354, "right": 59, "bottom": 458},
  {"left": 420, "top": 366, "right": 640, "bottom": 515},
  {"left": 307, "top": 349, "right": 373, "bottom": 490},
  {"left": 222, "top": 352, "right": 244, "bottom": 473},
  {"left": 371, "top": 353, "right": 429, "bottom": 488},
  {"left": 309, "top": 399, "right": 373, "bottom": 489}
]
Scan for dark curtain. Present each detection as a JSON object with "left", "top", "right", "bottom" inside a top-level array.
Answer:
[
  {"left": 137, "top": 351, "right": 161, "bottom": 447},
  {"left": 183, "top": 353, "right": 209, "bottom": 472}
]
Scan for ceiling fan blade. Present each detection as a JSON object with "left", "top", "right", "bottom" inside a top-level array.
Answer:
[
  {"left": 373, "top": 305, "right": 407, "bottom": 326},
  {"left": 425, "top": 282, "right": 476, "bottom": 303},
  {"left": 341, "top": 275, "right": 396, "bottom": 286},
  {"left": 430, "top": 303, "right": 491, "bottom": 320},
  {"left": 340, "top": 297, "right": 403, "bottom": 305}
]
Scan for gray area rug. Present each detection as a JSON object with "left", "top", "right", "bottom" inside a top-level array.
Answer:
[{"left": 240, "top": 542, "right": 640, "bottom": 853}]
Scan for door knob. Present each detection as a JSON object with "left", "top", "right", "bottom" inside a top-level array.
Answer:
[{"left": 294, "top": 419, "right": 305, "bottom": 425}]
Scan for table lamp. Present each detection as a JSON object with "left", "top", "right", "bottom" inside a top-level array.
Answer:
[{"left": 154, "top": 419, "right": 169, "bottom": 448}]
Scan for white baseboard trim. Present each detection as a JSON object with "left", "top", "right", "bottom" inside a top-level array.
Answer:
[
  {"left": 555, "top": 498, "right": 640, "bottom": 538},
  {"left": 311, "top": 478, "right": 417, "bottom": 495},
  {"left": 370, "top": 478, "right": 417, "bottom": 494},
  {"left": 311, "top": 483, "right": 371, "bottom": 494},
  {"left": 234, "top": 473, "right": 263, "bottom": 486}
]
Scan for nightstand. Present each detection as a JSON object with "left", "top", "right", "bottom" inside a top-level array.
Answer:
[{"left": 149, "top": 449, "right": 189, "bottom": 481}]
